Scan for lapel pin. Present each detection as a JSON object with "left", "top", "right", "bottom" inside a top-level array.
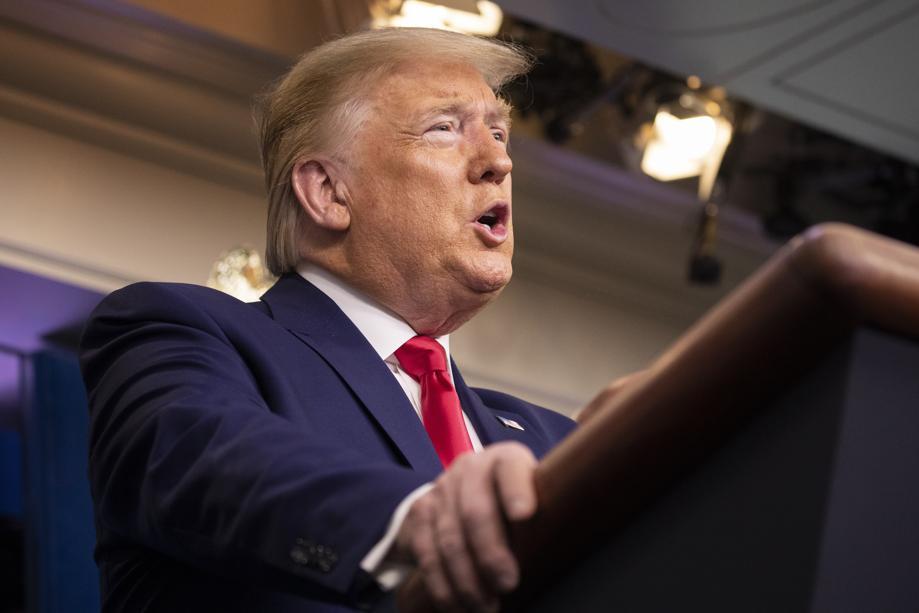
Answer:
[{"left": 496, "top": 415, "right": 525, "bottom": 431}]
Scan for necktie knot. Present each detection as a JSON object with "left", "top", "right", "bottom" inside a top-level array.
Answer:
[{"left": 395, "top": 335, "right": 448, "bottom": 381}]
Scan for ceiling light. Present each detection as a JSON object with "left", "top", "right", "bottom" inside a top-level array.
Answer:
[
  {"left": 371, "top": 1, "right": 503, "bottom": 36},
  {"left": 641, "top": 111, "right": 727, "bottom": 179},
  {"left": 638, "top": 91, "right": 733, "bottom": 201}
]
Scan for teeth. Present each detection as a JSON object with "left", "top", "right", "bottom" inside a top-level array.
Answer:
[{"left": 478, "top": 213, "right": 498, "bottom": 227}]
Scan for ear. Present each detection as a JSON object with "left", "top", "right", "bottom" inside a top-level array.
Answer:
[{"left": 291, "top": 159, "right": 351, "bottom": 231}]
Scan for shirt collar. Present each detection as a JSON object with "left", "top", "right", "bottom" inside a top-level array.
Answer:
[{"left": 297, "top": 263, "right": 450, "bottom": 362}]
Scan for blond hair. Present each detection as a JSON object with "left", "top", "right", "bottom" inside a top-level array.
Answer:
[{"left": 254, "top": 27, "right": 533, "bottom": 276}]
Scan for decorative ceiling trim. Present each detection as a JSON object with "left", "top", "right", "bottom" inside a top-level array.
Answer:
[
  {"left": 713, "top": 0, "right": 877, "bottom": 83},
  {"left": 0, "top": 0, "right": 290, "bottom": 97},
  {"left": 0, "top": 238, "right": 134, "bottom": 293},
  {"left": 593, "top": 0, "right": 836, "bottom": 38},
  {"left": 0, "top": 82, "right": 264, "bottom": 194},
  {"left": 771, "top": 2, "right": 919, "bottom": 141}
]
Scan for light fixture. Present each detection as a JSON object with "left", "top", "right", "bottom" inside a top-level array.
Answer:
[
  {"left": 637, "top": 88, "right": 733, "bottom": 202},
  {"left": 629, "top": 84, "right": 735, "bottom": 285},
  {"left": 371, "top": 0, "right": 503, "bottom": 36},
  {"left": 207, "top": 246, "right": 275, "bottom": 302}
]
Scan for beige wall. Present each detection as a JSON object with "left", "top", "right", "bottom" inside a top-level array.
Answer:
[
  {"left": 0, "top": 116, "right": 266, "bottom": 291},
  {"left": 454, "top": 272, "right": 680, "bottom": 413}
]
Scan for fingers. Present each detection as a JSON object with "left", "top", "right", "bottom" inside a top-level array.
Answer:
[
  {"left": 399, "top": 477, "right": 493, "bottom": 612},
  {"left": 396, "top": 442, "right": 538, "bottom": 611},
  {"left": 405, "top": 495, "right": 452, "bottom": 605},
  {"left": 492, "top": 448, "right": 538, "bottom": 522},
  {"left": 436, "top": 482, "right": 497, "bottom": 611},
  {"left": 448, "top": 444, "right": 536, "bottom": 604},
  {"left": 577, "top": 369, "right": 651, "bottom": 423},
  {"left": 457, "top": 458, "right": 517, "bottom": 594}
]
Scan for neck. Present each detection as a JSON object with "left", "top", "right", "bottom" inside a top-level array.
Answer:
[
  {"left": 399, "top": 298, "right": 489, "bottom": 336},
  {"left": 300, "top": 257, "right": 496, "bottom": 336}
]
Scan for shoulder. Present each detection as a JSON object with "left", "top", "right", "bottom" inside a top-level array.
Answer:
[
  {"left": 88, "top": 282, "right": 266, "bottom": 327},
  {"left": 81, "top": 282, "right": 272, "bottom": 357},
  {"left": 80, "top": 282, "right": 281, "bottom": 392},
  {"left": 95, "top": 281, "right": 250, "bottom": 313}
]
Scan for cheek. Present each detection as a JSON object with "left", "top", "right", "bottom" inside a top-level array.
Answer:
[
  {"left": 404, "top": 179, "right": 465, "bottom": 237},
  {"left": 355, "top": 153, "right": 468, "bottom": 246}
]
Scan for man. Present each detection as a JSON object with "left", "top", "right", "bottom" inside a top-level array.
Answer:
[{"left": 81, "top": 28, "right": 576, "bottom": 612}]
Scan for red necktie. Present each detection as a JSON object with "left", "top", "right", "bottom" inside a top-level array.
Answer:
[{"left": 395, "top": 336, "right": 474, "bottom": 467}]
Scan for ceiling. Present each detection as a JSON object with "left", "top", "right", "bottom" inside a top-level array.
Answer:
[{"left": 498, "top": 0, "right": 919, "bottom": 166}]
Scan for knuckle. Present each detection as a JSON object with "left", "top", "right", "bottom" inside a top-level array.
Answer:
[
  {"left": 408, "top": 497, "right": 435, "bottom": 524},
  {"left": 460, "top": 499, "right": 491, "bottom": 524},
  {"left": 479, "top": 549, "right": 511, "bottom": 574},
  {"left": 411, "top": 530, "right": 433, "bottom": 557},
  {"left": 514, "top": 444, "right": 537, "bottom": 462},
  {"left": 494, "top": 451, "right": 536, "bottom": 475},
  {"left": 416, "top": 549, "right": 440, "bottom": 574},
  {"left": 434, "top": 470, "right": 452, "bottom": 487},
  {"left": 438, "top": 531, "right": 465, "bottom": 557},
  {"left": 496, "top": 440, "right": 534, "bottom": 460},
  {"left": 451, "top": 452, "right": 474, "bottom": 469}
]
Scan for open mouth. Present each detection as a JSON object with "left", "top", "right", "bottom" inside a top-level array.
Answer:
[
  {"left": 477, "top": 210, "right": 500, "bottom": 228},
  {"left": 473, "top": 203, "right": 510, "bottom": 244},
  {"left": 475, "top": 203, "right": 509, "bottom": 229}
]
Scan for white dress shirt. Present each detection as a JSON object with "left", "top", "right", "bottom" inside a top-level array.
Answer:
[{"left": 297, "top": 264, "right": 483, "bottom": 588}]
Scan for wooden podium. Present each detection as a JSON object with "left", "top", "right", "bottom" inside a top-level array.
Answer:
[{"left": 397, "top": 223, "right": 919, "bottom": 612}]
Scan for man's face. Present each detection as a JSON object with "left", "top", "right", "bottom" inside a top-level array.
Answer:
[{"left": 340, "top": 59, "right": 514, "bottom": 332}]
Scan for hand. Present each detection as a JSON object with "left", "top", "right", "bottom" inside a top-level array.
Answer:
[
  {"left": 577, "top": 370, "right": 650, "bottom": 424},
  {"left": 393, "top": 442, "right": 537, "bottom": 612}
]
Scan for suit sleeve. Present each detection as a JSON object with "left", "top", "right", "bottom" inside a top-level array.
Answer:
[{"left": 80, "top": 283, "right": 429, "bottom": 601}]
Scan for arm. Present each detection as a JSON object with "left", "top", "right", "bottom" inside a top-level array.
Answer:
[{"left": 81, "top": 283, "right": 429, "bottom": 601}]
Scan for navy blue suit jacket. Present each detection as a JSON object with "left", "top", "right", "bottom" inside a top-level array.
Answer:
[{"left": 80, "top": 273, "right": 575, "bottom": 612}]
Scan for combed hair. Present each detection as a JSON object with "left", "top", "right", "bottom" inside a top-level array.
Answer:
[{"left": 254, "top": 27, "right": 534, "bottom": 276}]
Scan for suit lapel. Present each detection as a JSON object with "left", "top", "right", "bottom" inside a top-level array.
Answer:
[
  {"left": 451, "top": 363, "right": 542, "bottom": 452},
  {"left": 261, "top": 275, "right": 441, "bottom": 474}
]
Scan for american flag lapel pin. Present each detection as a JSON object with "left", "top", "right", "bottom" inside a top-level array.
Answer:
[{"left": 496, "top": 415, "right": 525, "bottom": 431}]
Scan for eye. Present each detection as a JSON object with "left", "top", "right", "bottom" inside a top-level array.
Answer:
[
  {"left": 492, "top": 129, "right": 507, "bottom": 143},
  {"left": 429, "top": 122, "right": 455, "bottom": 133}
]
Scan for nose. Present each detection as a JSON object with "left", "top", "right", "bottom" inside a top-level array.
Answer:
[{"left": 468, "top": 128, "right": 513, "bottom": 185}]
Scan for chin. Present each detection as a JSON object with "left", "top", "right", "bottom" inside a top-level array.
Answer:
[
  {"left": 424, "top": 258, "right": 511, "bottom": 335},
  {"left": 464, "top": 258, "right": 513, "bottom": 295}
]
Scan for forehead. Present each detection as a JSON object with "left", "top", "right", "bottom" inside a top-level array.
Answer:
[{"left": 368, "top": 60, "right": 505, "bottom": 121}]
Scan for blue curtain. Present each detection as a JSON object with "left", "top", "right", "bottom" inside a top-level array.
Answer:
[{"left": 24, "top": 349, "right": 99, "bottom": 613}]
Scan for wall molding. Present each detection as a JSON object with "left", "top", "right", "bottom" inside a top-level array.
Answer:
[
  {"left": 0, "top": 0, "right": 290, "bottom": 97},
  {"left": 0, "top": 239, "right": 133, "bottom": 293}
]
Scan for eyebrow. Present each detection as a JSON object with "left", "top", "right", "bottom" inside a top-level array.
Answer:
[{"left": 420, "top": 101, "right": 512, "bottom": 126}]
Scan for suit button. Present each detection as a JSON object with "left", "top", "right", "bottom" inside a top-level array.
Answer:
[
  {"left": 290, "top": 544, "right": 310, "bottom": 565},
  {"left": 290, "top": 538, "right": 338, "bottom": 573}
]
